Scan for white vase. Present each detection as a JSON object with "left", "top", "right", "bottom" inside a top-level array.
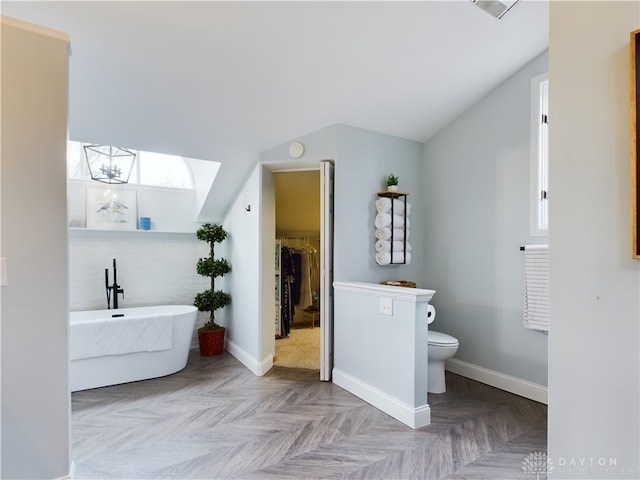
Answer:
[{"left": 387, "top": 185, "right": 398, "bottom": 192}]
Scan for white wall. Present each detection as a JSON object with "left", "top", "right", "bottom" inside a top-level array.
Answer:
[
  {"left": 67, "top": 180, "right": 208, "bottom": 312},
  {"left": 68, "top": 180, "right": 198, "bottom": 233},
  {"left": 68, "top": 231, "right": 208, "bottom": 311},
  {"left": 548, "top": 2, "right": 640, "bottom": 476},
  {"left": 422, "top": 51, "right": 549, "bottom": 388},
  {"left": 0, "top": 17, "right": 70, "bottom": 479}
]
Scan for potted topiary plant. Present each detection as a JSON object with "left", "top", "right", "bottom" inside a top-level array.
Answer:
[
  {"left": 387, "top": 174, "right": 399, "bottom": 192},
  {"left": 194, "top": 223, "right": 231, "bottom": 356}
]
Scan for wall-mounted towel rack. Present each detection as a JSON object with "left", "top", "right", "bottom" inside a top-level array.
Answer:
[
  {"left": 375, "top": 191, "right": 410, "bottom": 265},
  {"left": 521, "top": 244, "right": 549, "bottom": 333},
  {"left": 519, "top": 244, "right": 548, "bottom": 251}
]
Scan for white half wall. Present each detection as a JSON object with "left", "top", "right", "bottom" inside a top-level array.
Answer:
[{"left": 333, "top": 281, "right": 433, "bottom": 429}]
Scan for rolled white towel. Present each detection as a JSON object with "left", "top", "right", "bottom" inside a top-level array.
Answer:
[
  {"left": 376, "top": 251, "right": 412, "bottom": 265},
  {"left": 375, "top": 213, "right": 410, "bottom": 229},
  {"left": 375, "top": 197, "right": 411, "bottom": 215},
  {"left": 375, "top": 227, "right": 410, "bottom": 241},
  {"left": 375, "top": 239, "right": 412, "bottom": 253}
]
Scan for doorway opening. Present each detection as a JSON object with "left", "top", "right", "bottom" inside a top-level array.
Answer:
[
  {"left": 274, "top": 170, "right": 322, "bottom": 370},
  {"left": 267, "top": 161, "right": 334, "bottom": 380}
]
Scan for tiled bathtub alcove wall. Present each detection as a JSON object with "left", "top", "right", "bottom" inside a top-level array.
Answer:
[{"left": 69, "top": 230, "right": 209, "bottom": 317}]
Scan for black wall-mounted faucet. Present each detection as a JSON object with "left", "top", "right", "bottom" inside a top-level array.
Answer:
[{"left": 105, "top": 258, "right": 125, "bottom": 309}]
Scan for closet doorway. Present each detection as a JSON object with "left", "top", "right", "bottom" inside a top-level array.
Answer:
[{"left": 273, "top": 162, "right": 333, "bottom": 380}]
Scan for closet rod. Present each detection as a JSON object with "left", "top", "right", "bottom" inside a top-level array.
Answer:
[
  {"left": 276, "top": 232, "right": 320, "bottom": 240},
  {"left": 281, "top": 238, "right": 320, "bottom": 241}
]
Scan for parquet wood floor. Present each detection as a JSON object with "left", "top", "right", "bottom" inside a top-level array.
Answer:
[{"left": 71, "top": 350, "right": 547, "bottom": 479}]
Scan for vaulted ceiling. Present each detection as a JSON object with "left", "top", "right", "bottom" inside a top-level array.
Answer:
[{"left": 3, "top": 1, "right": 548, "bottom": 221}]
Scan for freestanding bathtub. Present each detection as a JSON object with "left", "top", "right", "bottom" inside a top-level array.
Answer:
[{"left": 69, "top": 305, "right": 197, "bottom": 392}]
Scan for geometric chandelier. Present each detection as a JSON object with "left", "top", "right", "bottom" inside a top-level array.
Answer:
[{"left": 83, "top": 144, "right": 136, "bottom": 184}]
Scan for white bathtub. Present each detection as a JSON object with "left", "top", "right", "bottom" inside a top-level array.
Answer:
[{"left": 69, "top": 305, "right": 197, "bottom": 392}]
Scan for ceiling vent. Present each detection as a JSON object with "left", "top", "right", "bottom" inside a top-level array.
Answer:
[{"left": 471, "top": 0, "right": 521, "bottom": 20}]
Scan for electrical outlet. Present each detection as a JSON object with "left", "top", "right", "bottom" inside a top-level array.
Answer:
[{"left": 380, "top": 297, "right": 393, "bottom": 316}]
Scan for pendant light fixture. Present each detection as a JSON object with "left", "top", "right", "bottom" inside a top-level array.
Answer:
[{"left": 83, "top": 144, "right": 136, "bottom": 184}]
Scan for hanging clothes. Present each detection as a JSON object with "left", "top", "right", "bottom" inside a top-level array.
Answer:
[
  {"left": 280, "top": 246, "right": 296, "bottom": 336},
  {"left": 291, "top": 252, "right": 302, "bottom": 306},
  {"left": 299, "top": 249, "right": 313, "bottom": 309}
]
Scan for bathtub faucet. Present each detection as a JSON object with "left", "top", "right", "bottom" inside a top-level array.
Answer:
[{"left": 105, "top": 258, "right": 125, "bottom": 309}]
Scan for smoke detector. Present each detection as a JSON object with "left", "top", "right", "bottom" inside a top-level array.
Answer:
[{"left": 471, "top": 0, "right": 521, "bottom": 20}]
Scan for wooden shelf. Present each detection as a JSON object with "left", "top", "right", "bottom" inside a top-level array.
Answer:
[
  {"left": 69, "top": 228, "right": 194, "bottom": 236},
  {"left": 377, "top": 191, "right": 409, "bottom": 198}
]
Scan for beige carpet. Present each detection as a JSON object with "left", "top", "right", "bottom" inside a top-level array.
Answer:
[{"left": 275, "top": 327, "right": 320, "bottom": 370}]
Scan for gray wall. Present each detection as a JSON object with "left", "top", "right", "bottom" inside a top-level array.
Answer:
[
  {"left": 215, "top": 164, "right": 264, "bottom": 372},
  {"left": 220, "top": 124, "right": 426, "bottom": 370},
  {"left": 548, "top": 2, "right": 640, "bottom": 475},
  {"left": 1, "top": 18, "right": 70, "bottom": 479},
  {"left": 422, "top": 51, "right": 549, "bottom": 386},
  {"left": 262, "top": 124, "right": 425, "bottom": 283},
  {"left": 335, "top": 125, "right": 425, "bottom": 284}
]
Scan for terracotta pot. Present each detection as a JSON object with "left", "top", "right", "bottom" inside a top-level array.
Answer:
[{"left": 198, "top": 327, "right": 226, "bottom": 356}]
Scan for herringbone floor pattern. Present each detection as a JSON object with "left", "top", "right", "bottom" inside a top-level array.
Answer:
[{"left": 71, "top": 350, "right": 547, "bottom": 480}]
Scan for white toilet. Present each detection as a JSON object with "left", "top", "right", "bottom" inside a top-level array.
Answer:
[{"left": 427, "top": 330, "right": 459, "bottom": 394}]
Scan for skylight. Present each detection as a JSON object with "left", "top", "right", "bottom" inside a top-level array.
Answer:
[{"left": 67, "top": 141, "right": 199, "bottom": 190}]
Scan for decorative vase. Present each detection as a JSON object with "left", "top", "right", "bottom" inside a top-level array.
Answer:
[
  {"left": 198, "top": 327, "right": 226, "bottom": 356},
  {"left": 388, "top": 185, "right": 398, "bottom": 192}
]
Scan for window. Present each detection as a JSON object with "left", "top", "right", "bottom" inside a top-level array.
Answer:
[
  {"left": 530, "top": 72, "right": 549, "bottom": 236},
  {"left": 67, "top": 140, "right": 194, "bottom": 189}
]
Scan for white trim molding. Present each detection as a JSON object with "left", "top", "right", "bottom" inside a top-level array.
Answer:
[
  {"left": 224, "top": 339, "right": 273, "bottom": 376},
  {"left": 333, "top": 368, "right": 431, "bottom": 429},
  {"left": 446, "top": 358, "right": 547, "bottom": 404},
  {"left": 333, "top": 281, "right": 435, "bottom": 303}
]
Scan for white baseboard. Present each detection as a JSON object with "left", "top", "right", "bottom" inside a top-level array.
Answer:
[
  {"left": 446, "top": 358, "right": 547, "bottom": 404},
  {"left": 54, "top": 461, "right": 74, "bottom": 480},
  {"left": 258, "top": 353, "right": 273, "bottom": 376},
  {"left": 224, "top": 339, "right": 272, "bottom": 376},
  {"left": 332, "top": 368, "right": 430, "bottom": 429}
]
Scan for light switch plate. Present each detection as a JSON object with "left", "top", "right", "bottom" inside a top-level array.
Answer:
[{"left": 380, "top": 297, "right": 393, "bottom": 316}]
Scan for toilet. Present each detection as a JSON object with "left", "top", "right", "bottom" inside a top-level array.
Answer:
[{"left": 427, "top": 330, "right": 459, "bottom": 394}]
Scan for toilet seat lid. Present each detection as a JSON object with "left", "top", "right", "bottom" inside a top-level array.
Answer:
[{"left": 428, "top": 330, "right": 458, "bottom": 346}]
